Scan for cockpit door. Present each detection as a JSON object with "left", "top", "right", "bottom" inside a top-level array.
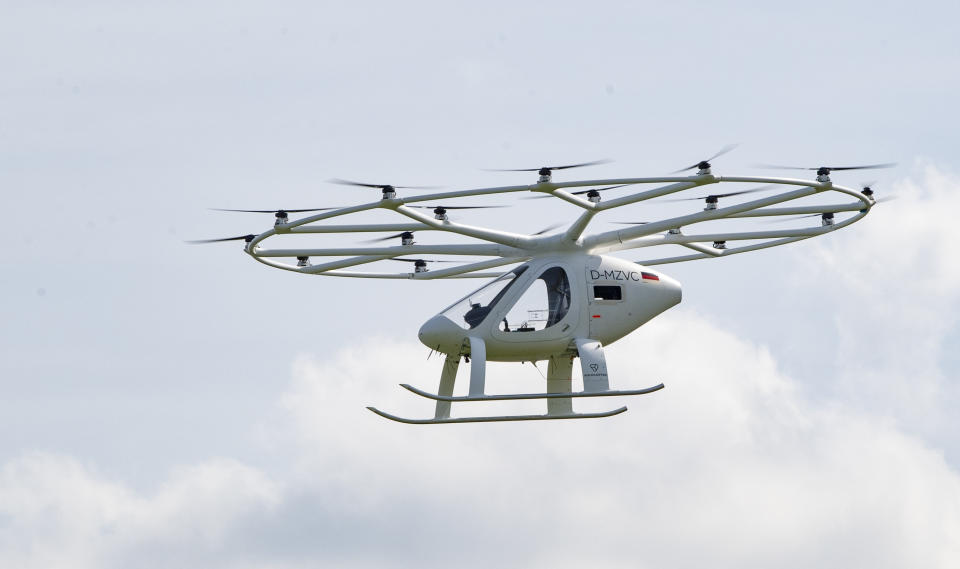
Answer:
[{"left": 492, "top": 265, "right": 578, "bottom": 342}]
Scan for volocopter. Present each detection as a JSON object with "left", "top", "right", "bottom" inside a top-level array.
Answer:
[{"left": 192, "top": 150, "right": 894, "bottom": 424}]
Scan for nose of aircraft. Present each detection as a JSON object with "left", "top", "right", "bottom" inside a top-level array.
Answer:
[
  {"left": 418, "top": 314, "right": 466, "bottom": 354},
  {"left": 658, "top": 272, "right": 683, "bottom": 305}
]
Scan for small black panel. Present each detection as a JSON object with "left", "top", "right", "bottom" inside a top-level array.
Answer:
[{"left": 593, "top": 285, "right": 622, "bottom": 301}]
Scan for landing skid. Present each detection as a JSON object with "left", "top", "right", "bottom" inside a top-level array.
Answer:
[
  {"left": 400, "top": 382, "right": 664, "bottom": 402},
  {"left": 367, "top": 405, "right": 628, "bottom": 424},
  {"left": 368, "top": 338, "right": 665, "bottom": 425}
]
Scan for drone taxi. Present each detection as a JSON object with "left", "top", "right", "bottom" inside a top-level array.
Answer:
[{"left": 194, "top": 149, "right": 893, "bottom": 424}]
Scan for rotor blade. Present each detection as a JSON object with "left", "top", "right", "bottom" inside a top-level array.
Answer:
[
  {"left": 672, "top": 143, "right": 739, "bottom": 173},
  {"left": 532, "top": 223, "right": 565, "bottom": 235},
  {"left": 705, "top": 143, "right": 739, "bottom": 163},
  {"left": 571, "top": 184, "right": 631, "bottom": 195},
  {"left": 523, "top": 183, "right": 633, "bottom": 200},
  {"left": 185, "top": 234, "right": 256, "bottom": 244},
  {"left": 827, "top": 163, "right": 897, "bottom": 171},
  {"left": 209, "top": 207, "right": 339, "bottom": 213},
  {"left": 329, "top": 178, "right": 388, "bottom": 188},
  {"left": 755, "top": 164, "right": 816, "bottom": 171},
  {"left": 389, "top": 258, "right": 459, "bottom": 263},
  {"left": 362, "top": 232, "right": 406, "bottom": 243},
  {"left": 765, "top": 213, "right": 824, "bottom": 223},
  {"left": 484, "top": 159, "right": 611, "bottom": 172},
  {"left": 486, "top": 167, "right": 543, "bottom": 172},
  {"left": 661, "top": 185, "right": 777, "bottom": 202},
  {"left": 328, "top": 178, "right": 440, "bottom": 190},
  {"left": 552, "top": 159, "right": 612, "bottom": 170},
  {"left": 757, "top": 162, "right": 897, "bottom": 171},
  {"left": 407, "top": 205, "right": 507, "bottom": 210},
  {"left": 874, "top": 195, "right": 899, "bottom": 203}
]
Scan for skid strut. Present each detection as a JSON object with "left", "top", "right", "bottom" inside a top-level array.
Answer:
[{"left": 367, "top": 337, "right": 664, "bottom": 424}]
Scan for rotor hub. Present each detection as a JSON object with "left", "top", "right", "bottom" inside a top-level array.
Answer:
[
  {"left": 586, "top": 189, "right": 601, "bottom": 204},
  {"left": 400, "top": 231, "right": 414, "bottom": 246}
]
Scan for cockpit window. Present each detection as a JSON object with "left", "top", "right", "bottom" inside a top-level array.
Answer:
[
  {"left": 499, "top": 266, "right": 571, "bottom": 332},
  {"left": 593, "top": 285, "right": 622, "bottom": 300},
  {"left": 441, "top": 266, "right": 528, "bottom": 329}
]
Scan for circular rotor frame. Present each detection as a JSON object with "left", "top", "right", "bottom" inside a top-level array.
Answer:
[{"left": 237, "top": 172, "right": 877, "bottom": 279}]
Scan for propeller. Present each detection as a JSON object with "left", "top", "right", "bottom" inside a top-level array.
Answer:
[
  {"left": 758, "top": 163, "right": 896, "bottom": 177},
  {"left": 859, "top": 182, "right": 897, "bottom": 203},
  {"left": 407, "top": 205, "right": 507, "bottom": 219},
  {"left": 486, "top": 159, "right": 611, "bottom": 176},
  {"left": 571, "top": 184, "right": 631, "bottom": 196},
  {"left": 328, "top": 178, "right": 440, "bottom": 191},
  {"left": 661, "top": 185, "right": 778, "bottom": 203},
  {"left": 407, "top": 204, "right": 506, "bottom": 220},
  {"left": 407, "top": 204, "right": 506, "bottom": 210},
  {"left": 210, "top": 207, "right": 339, "bottom": 214},
  {"left": 364, "top": 231, "right": 415, "bottom": 244},
  {"left": 523, "top": 184, "right": 632, "bottom": 200},
  {"left": 532, "top": 223, "right": 565, "bottom": 235},
  {"left": 210, "top": 207, "right": 340, "bottom": 223},
  {"left": 390, "top": 257, "right": 460, "bottom": 273},
  {"left": 672, "top": 144, "right": 738, "bottom": 173},
  {"left": 389, "top": 258, "right": 459, "bottom": 264},
  {"left": 186, "top": 234, "right": 256, "bottom": 244},
  {"left": 766, "top": 212, "right": 835, "bottom": 224}
]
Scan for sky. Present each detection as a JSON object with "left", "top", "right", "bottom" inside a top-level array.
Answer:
[{"left": 2, "top": 1, "right": 959, "bottom": 567}]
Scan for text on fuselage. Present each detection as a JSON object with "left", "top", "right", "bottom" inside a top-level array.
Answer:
[{"left": 589, "top": 269, "right": 642, "bottom": 281}]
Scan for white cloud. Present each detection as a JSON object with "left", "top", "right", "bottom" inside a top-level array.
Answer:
[
  {"left": 798, "top": 161, "right": 960, "bottom": 437},
  {"left": 268, "top": 310, "right": 960, "bottom": 568},
  {"left": 0, "top": 454, "right": 280, "bottom": 569},
  {"left": 3, "top": 311, "right": 959, "bottom": 568}
]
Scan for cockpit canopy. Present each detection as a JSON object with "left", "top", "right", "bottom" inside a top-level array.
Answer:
[{"left": 441, "top": 264, "right": 572, "bottom": 332}]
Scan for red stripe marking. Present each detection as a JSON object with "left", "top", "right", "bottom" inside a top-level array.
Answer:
[
  {"left": 592, "top": 314, "right": 601, "bottom": 318},
  {"left": 641, "top": 272, "right": 659, "bottom": 281}
]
